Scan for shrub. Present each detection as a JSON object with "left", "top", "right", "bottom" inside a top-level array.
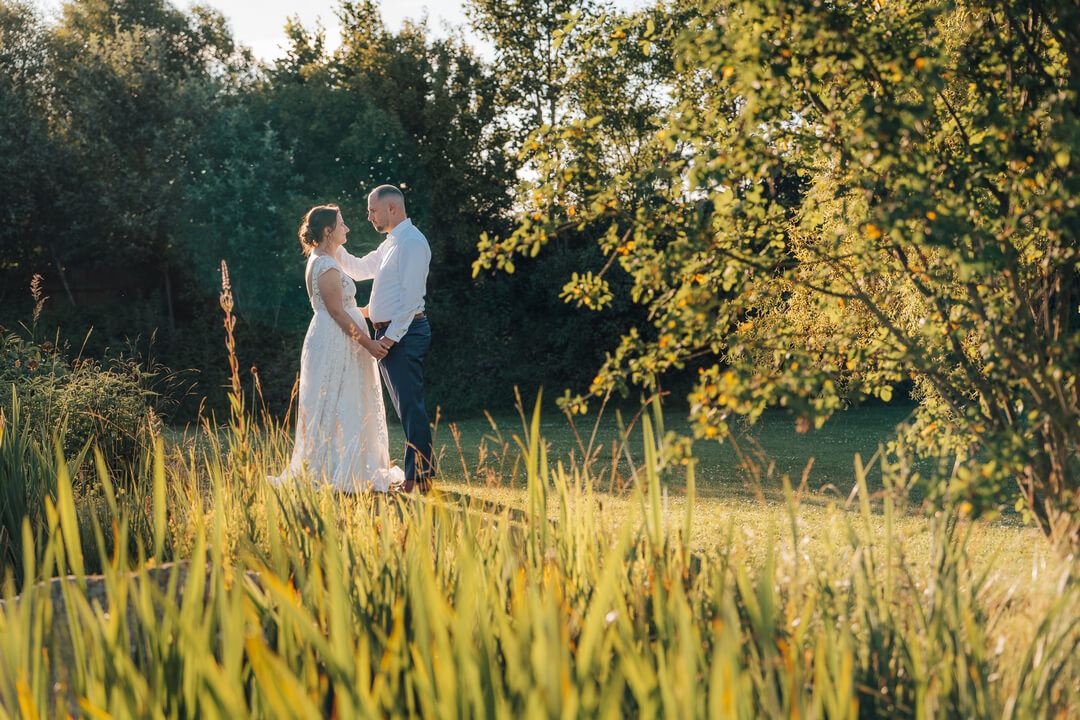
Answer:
[
  {"left": 0, "top": 325, "right": 160, "bottom": 479},
  {"left": 47, "top": 360, "right": 155, "bottom": 471}
]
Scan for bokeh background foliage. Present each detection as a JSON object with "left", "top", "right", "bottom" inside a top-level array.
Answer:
[
  {"left": 0, "top": 0, "right": 658, "bottom": 418},
  {"left": 476, "top": 0, "right": 1080, "bottom": 544}
]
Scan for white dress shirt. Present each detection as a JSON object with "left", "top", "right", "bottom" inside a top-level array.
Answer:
[{"left": 335, "top": 218, "right": 430, "bottom": 343}]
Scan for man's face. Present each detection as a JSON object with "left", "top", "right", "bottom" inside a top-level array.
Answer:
[{"left": 367, "top": 197, "right": 391, "bottom": 233}]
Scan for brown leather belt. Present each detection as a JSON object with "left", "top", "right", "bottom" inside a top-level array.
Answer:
[{"left": 373, "top": 313, "right": 424, "bottom": 331}]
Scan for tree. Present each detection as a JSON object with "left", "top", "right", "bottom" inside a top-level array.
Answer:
[
  {"left": 253, "top": 2, "right": 522, "bottom": 409},
  {"left": 465, "top": 0, "right": 604, "bottom": 138},
  {"left": 332, "top": 0, "right": 513, "bottom": 262},
  {"left": 45, "top": 0, "right": 249, "bottom": 321},
  {"left": 465, "top": 1, "right": 712, "bottom": 405},
  {"left": 476, "top": 0, "right": 1080, "bottom": 546},
  {"left": 0, "top": 1, "right": 56, "bottom": 304},
  {"left": 465, "top": 0, "right": 678, "bottom": 185},
  {"left": 175, "top": 103, "right": 303, "bottom": 332}
]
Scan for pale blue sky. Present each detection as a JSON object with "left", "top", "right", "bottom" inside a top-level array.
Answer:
[{"left": 34, "top": 0, "right": 646, "bottom": 63}]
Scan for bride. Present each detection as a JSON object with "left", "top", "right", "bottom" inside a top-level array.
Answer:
[{"left": 271, "top": 204, "right": 405, "bottom": 493}]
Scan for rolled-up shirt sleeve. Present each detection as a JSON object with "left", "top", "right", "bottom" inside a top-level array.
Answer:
[
  {"left": 385, "top": 236, "right": 430, "bottom": 342},
  {"left": 335, "top": 245, "right": 382, "bottom": 281}
]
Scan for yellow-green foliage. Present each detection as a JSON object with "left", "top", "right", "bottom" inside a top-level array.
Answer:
[
  {"left": 0, "top": 400, "right": 1078, "bottom": 718},
  {"left": 475, "top": 0, "right": 1080, "bottom": 545}
]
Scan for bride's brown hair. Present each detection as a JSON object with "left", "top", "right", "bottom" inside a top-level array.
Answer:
[{"left": 298, "top": 204, "right": 340, "bottom": 256}]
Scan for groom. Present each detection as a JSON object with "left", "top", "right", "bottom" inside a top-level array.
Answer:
[{"left": 336, "top": 185, "right": 433, "bottom": 493}]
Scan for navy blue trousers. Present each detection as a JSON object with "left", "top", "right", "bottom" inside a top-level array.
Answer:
[{"left": 375, "top": 317, "right": 433, "bottom": 482}]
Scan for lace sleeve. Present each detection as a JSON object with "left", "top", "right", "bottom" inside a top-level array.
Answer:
[
  {"left": 305, "top": 255, "right": 338, "bottom": 299},
  {"left": 310, "top": 256, "right": 339, "bottom": 292}
]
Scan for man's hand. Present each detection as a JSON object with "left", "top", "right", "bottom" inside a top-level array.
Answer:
[
  {"left": 377, "top": 337, "right": 395, "bottom": 351},
  {"left": 363, "top": 338, "right": 388, "bottom": 360}
]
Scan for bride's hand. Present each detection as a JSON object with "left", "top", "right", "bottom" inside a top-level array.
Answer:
[{"left": 362, "top": 337, "right": 388, "bottom": 360}]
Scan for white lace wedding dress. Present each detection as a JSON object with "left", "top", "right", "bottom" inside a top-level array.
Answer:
[{"left": 271, "top": 253, "right": 404, "bottom": 492}]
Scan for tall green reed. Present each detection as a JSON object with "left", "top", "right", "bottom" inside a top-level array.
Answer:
[
  {"left": 0, "top": 394, "right": 91, "bottom": 582},
  {"left": 0, "top": 262, "right": 1076, "bottom": 717},
  {"left": 0, "top": 394, "right": 1077, "bottom": 718}
]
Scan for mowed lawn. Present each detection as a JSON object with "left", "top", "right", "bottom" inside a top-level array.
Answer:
[
  {"left": 393, "top": 400, "right": 1060, "bottom": 593},
  {"left": 426, "top": 399, "right": 921, "bottom": 503}
]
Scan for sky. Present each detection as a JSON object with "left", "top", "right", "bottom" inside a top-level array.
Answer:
[
  {"left": 34, "top": 0, "right": 646, "bottom": 63},
  {"left": 191, "top": 0, "right": 477, "bottom": 60}
]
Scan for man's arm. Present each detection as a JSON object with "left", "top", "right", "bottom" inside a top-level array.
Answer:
[
  {"left": 335, "top": 243, "right": 382, "bottom": 281},
  {"left": 382, "top": 236, "right": 431, "bottom": 344}
]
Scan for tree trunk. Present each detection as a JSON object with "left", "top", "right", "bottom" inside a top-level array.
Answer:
[
  {"left": 1020, "top": 449, "right": 1080, "bottom": 551},
  {"left": 163, "top": 262, "right": 175, "bottom": 332},
  {"left": 50, "top": 242, "right": 76, "bottom": 307}
]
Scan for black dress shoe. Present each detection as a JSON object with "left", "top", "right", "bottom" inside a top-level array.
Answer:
[{"left": 398, "top": 478, "right": 432, "bottom": 494}]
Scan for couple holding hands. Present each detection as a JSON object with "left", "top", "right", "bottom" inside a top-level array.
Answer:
[{"left": 272, "top": 185, "right": 433, "bottom": 495}]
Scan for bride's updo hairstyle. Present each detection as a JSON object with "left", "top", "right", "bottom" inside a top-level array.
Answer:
[{"left": 298, "top": 204, "right": 340, "bottom": 256}]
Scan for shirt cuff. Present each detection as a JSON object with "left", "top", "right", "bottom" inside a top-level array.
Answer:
[{"left": 385, "top": 308, "right": 421, "bottom": 343}]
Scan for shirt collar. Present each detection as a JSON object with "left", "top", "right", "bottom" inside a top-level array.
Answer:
[{"left": 386, "top": 218, "right": 413, "bottom": 241}]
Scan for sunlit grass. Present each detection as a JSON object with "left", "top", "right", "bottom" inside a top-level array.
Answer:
[
  {"left": 430, "top": 400, "right": 1044, "bottom": 564},
  {"left": 6, "top": 264, "right": 1079, "bottom": 720},
  {"left": 168, "top": 397, "right": 1066, "bottom": 618},
  {"left": 435, "top": 401, "right": 916, "bottom": 493},
  {"left": 0, "top": 392, "right": 1077, "bottom": 717}
]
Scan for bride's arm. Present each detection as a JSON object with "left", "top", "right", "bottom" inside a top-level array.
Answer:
[
  {"left": 317, "top": 268, "right": 387, "bottom": 360},
  {"left": 335, "top": 244, "right": 381, "bottom": 281}
]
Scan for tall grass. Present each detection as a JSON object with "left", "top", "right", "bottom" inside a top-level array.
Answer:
[
  {"left": 0, "top": 395, "right": 91, "bottom": 579},
  {"left": 0, "top": 391, "right": 1077, "bottom": 717},
  {"left": 0, "top": 263, "right": 1076, "bottom": 717}
]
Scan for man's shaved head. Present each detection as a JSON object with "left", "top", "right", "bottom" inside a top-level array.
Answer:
[
  {"left": 369, "top": 185, "right": 405, "bottom": 209},
  {"left": 367, "top": 185, "right": 408, "bottom": 234}
]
